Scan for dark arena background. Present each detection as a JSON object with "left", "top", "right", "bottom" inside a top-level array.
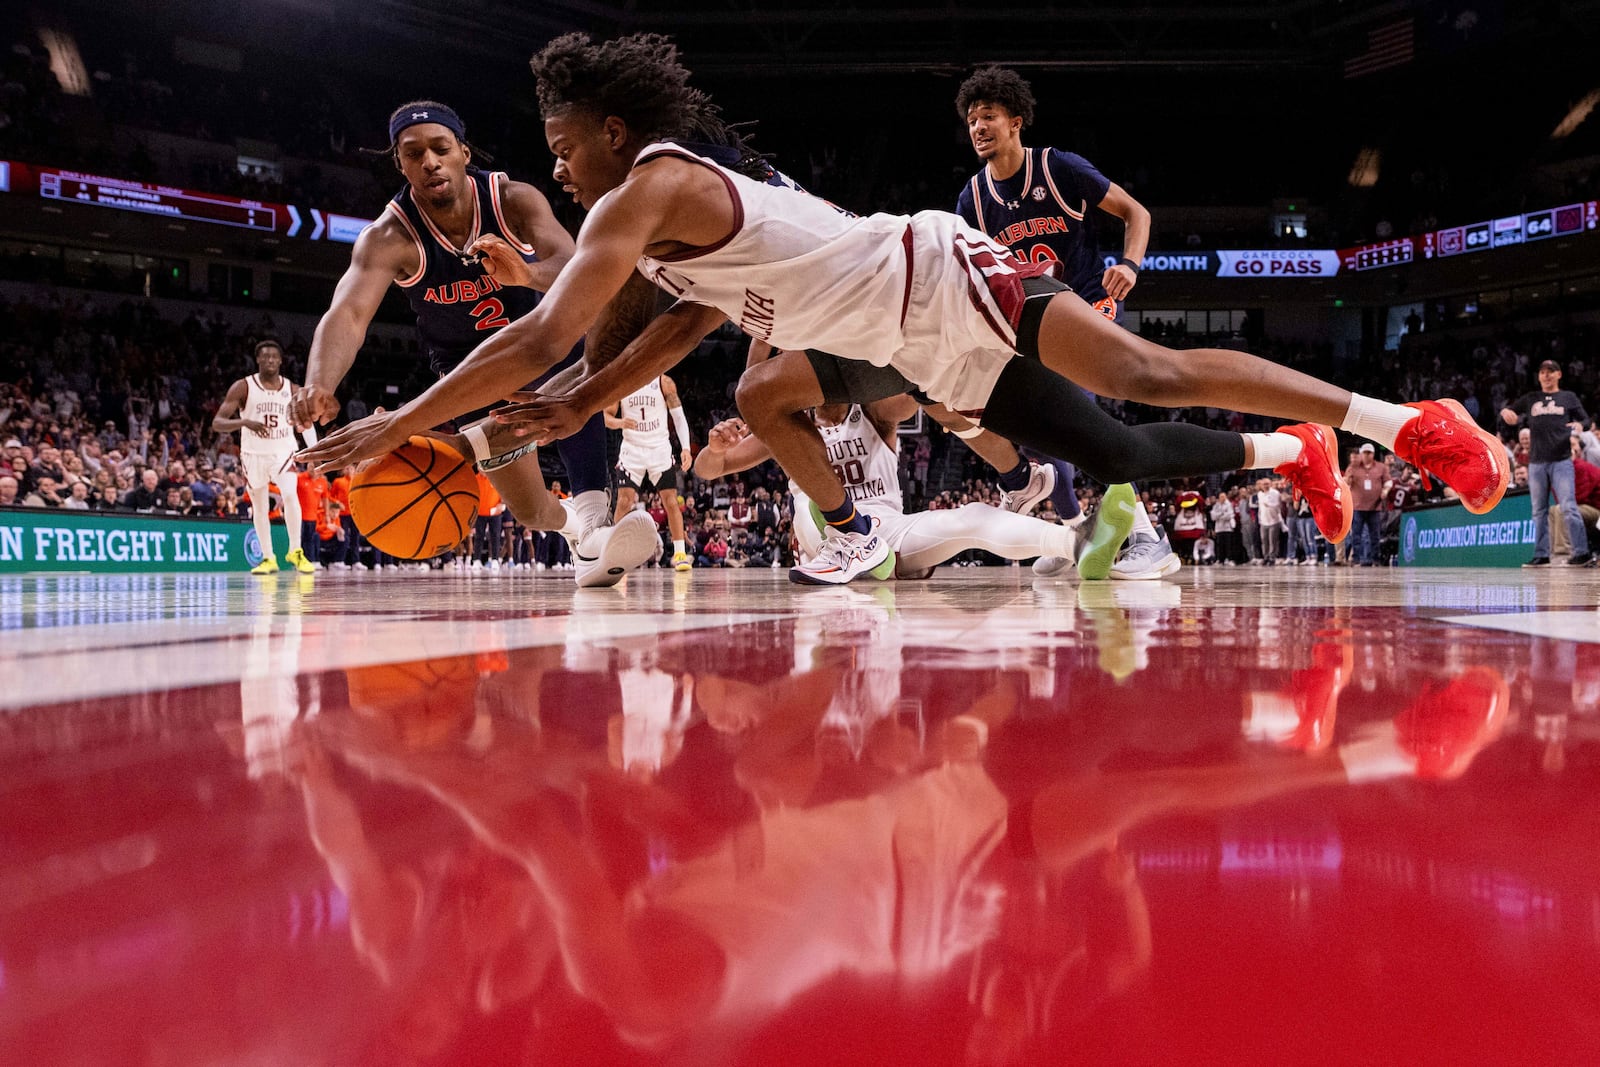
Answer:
[{"left": 3, "top": 2, "right": 1600, "bottom": 1064}]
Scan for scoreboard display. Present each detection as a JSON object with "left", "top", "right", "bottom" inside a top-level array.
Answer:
[
  {"left": 3, "top": 160, "right": 371, "bottom": 243},
  {"left": 40, "top": 170, "right": 280, "bottom": 233},
  {"left": 1339, "top": 238, "right": 1415, "bottom": 273},
  {"left": 1425, "top": 201, "right": 1595, "bottom": 259}
]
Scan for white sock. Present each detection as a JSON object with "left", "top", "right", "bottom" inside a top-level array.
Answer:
[
  {"left": 1337, "top": 730, "right": 1417, "bottom": 784},
  {"left": 573, "top": 489, "right": 609, "bottom": 528},
  {"left": 1340, "top": 393, "right": 1417, "bottom": 451},
  {"left": 250, "top": 496, "right": 274, "bottom": 561},
  {"left": 673, "top": 539, "right": 686, "bottom": 555},
  {"left": 1130, "top": 501, "right": 1158, "bottom": 538},
  {"left": 1243, "top": 432, "right": 1302, "bottom": 471}
]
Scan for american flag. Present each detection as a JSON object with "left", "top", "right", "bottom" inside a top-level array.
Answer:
[{"left": 1344, "top": 19, "right": 1415, "bottom": 78}]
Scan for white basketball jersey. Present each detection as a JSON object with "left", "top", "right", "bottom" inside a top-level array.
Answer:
[
  {"left": 241, "top": 375, "right": 294, "bottom": 455},
  {"left": 621, "top": 379, "right": 671, "bottom": 449},
  {"left": 628, "top": 143, "right": 1031, "bottom": 412},
  {"left": 631, "top": 143, "right": 910, "bottom": 365},
  {"left": 813, "top": 406, "right": 903, "bottom": 512}
]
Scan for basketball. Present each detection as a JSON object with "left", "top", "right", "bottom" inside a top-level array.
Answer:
[{"left": 348, "top": 436, "right": 479, "bottom": 559}]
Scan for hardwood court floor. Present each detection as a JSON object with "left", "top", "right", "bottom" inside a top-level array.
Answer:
[{"left": 3, "top": 565, "right": 1598, "bottom": 1065}]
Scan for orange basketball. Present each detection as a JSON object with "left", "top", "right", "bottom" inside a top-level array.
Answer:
[{"left": 348, "top": 436, "right": 479, "bottom": 559}]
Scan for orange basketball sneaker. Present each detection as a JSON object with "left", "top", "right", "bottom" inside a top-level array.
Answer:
[
  {"left": 1272, "top": 423, "right": 1351, "bottom": 544},
  {"left": 1394, "top": 666, "right": 1510, "bottom": 780},
  {"left": 1393, "top": 399, "right": 1511, "bottom": 514}
]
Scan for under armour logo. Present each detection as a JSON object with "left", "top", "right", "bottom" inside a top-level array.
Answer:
[{"left": 412, "top": 111, "right": 429, "bottom": 120}]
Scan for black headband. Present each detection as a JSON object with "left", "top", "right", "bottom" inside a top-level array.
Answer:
[{"left": 389, "top": 104, "right": 465, "bottom": 145}]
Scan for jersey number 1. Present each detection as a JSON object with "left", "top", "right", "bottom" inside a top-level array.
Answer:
[{"left": 471, "top": 298, "right": 511, "bottom": 332}]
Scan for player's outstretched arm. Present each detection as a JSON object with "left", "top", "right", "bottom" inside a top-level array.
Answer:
[
  {"left": 536, "top": 270, "right": 672, "bottom": 398},
  {"left": 494, "top": 299, "right": 727, "bottom": 445},
  {"left": 298, "top": 223, "right": 410, "bottom": 427},
  {"left": 296, "top": 185, "right": 660, "bottom": 473}
]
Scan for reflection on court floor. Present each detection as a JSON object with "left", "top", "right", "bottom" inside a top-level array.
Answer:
[{"left": 2, "top": 569, "right": 1598, "bottom": 1066}]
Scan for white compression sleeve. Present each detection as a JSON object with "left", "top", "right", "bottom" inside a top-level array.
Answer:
[
  {"left": 895, "top": 503, "right": 1074, "bottom": 572},
  {"left": 669, "top": 404, "right": 692, "bottom": 451}
]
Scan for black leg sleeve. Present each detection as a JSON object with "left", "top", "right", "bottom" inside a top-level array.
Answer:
[{"left": 980, "top": 356, "right": 1247, "bottom": 484}]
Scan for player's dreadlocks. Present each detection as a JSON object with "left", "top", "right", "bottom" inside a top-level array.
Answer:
[
  {"left": 531, "top": 32, "right": 771, "bottom": 179},
  {"left": 532, "top": 33, "right": 700, "bottom": 144},
  {"left": 955, "top": 66, "right": 1037, "bottom": 127}
]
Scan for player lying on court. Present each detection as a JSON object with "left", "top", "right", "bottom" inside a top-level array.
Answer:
[
  {"left": 299, "top": 32, "right": 1509, "bottom": 588},
  {"left": 692, "top": 399, "right": 1135, "bottom": 582}
]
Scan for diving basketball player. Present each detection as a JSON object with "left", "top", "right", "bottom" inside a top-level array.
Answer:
[
  {"left": 956, "top": 65, "right": 1179, "bottom": 581},
  {"left": 299, "top": 33, "right": 1509, "bottom": 589},
  {"left": 213, "top": 340, "right": 316, "bottom": 574},
  {"left": 607, "top": 372, "right": 695, "bottom": 570},
  {"left": 291, "top": 100, "right": 656, "bottom": 587}
]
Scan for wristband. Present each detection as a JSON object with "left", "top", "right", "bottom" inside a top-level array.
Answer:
[
  {"left": 1117, "top": 257, "right": 1141, "bottom": 273},
  {"left": 462, "top": 424, "right": 492, "bottom": 464},
  {"left": 478, "top": 440, "right": 538, "bottom": 473}
]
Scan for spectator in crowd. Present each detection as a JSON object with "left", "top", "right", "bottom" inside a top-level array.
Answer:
[
  {"left": 62, "top": 480, "right": 91, "bottom": 510},
  {"left": 1567, "top": 434, "right": 1600, "bottom": 556},
  {"left": 1211, "top": 488, "right": 1239, "bottom": 564},
  {"left": 1501, "top": 360, "right": 1593, "bottom": 567},
  {"left": 1345, "top": 443, "right": 1389, "bottom": 566},
  {"left": 122, "top": 467, "right": 162, "bottom": 511},
  {"left": 1256, "top": 477, "right": 1284, "bottom": 564},
  {"left": 23, "top": 476, "right": 65, "bottom": 507},
  {"left": 0, "top": 474, "right": 18, "bottom": 506},
  {"left": 698, "top": 527, "right": 729, "bottom": 568}
]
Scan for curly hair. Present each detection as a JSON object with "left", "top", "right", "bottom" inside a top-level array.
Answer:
[
  {"left": 531, "top": 33, "right": 703, "bottom": 143},
  {"left": 954, "top": 66, "right": 1036, "bottom": 127}
]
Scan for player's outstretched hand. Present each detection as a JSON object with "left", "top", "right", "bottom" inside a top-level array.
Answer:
[
  {"left": 296, "top": 409, "right": 409, "bottom": 474},
  {"left": 705, "top": 418, "right": 749, "bottom": 454},
  {"left": 492, "top": 394, "right": 587, "bottom": 445},
  {"left": 292, "top": 385, "right": 342, "bottom": 429},
  {"left": 467, "top": 233, "right": 536, "bottom": 289}
]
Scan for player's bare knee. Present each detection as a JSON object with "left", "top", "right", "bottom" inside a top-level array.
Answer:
[{"left": 734, "top": 363, "right": 783, "bottom": 428}]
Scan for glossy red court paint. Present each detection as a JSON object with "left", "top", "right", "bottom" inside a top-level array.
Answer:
[{"left": 1, "top": 571, "right": 1598, "bottom": 1065}]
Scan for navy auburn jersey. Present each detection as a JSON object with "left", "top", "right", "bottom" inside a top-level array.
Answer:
[
  {"left": 956, "top": 147, "right": 1111, "bottom": 301},
  {"left": 387, "top": 168, "right": 543, "bottom": 375}
]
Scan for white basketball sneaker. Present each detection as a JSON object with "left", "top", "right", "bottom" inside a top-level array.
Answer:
[
  {"left": 573, "top": 509, "right": 660, "bottom": 589},
  {"left": 790, "top": 520, "right": 896, "bottom": 586},
  {"left": 1111, "top": 530, "right": 1182, "bottom": 580},
  {"left": 999, "top": 462, "right": 1057, "bottom": 516}
]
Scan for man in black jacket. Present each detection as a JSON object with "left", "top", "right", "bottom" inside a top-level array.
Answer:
[{"left": 1501, "top": 360, "right": 1593, "bottom": 567}]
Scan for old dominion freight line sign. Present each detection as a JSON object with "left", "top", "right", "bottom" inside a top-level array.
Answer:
[
  {"left": 0, "top": 507, "right": 289, "bottom": 573},
  {"left": 1399, "top": 492, "right": 1533, "bottom": 568}
]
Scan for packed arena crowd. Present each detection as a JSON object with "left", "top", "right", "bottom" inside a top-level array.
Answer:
[{"left": 3, "top": 280, "right": 1591, "bottom": 571}]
